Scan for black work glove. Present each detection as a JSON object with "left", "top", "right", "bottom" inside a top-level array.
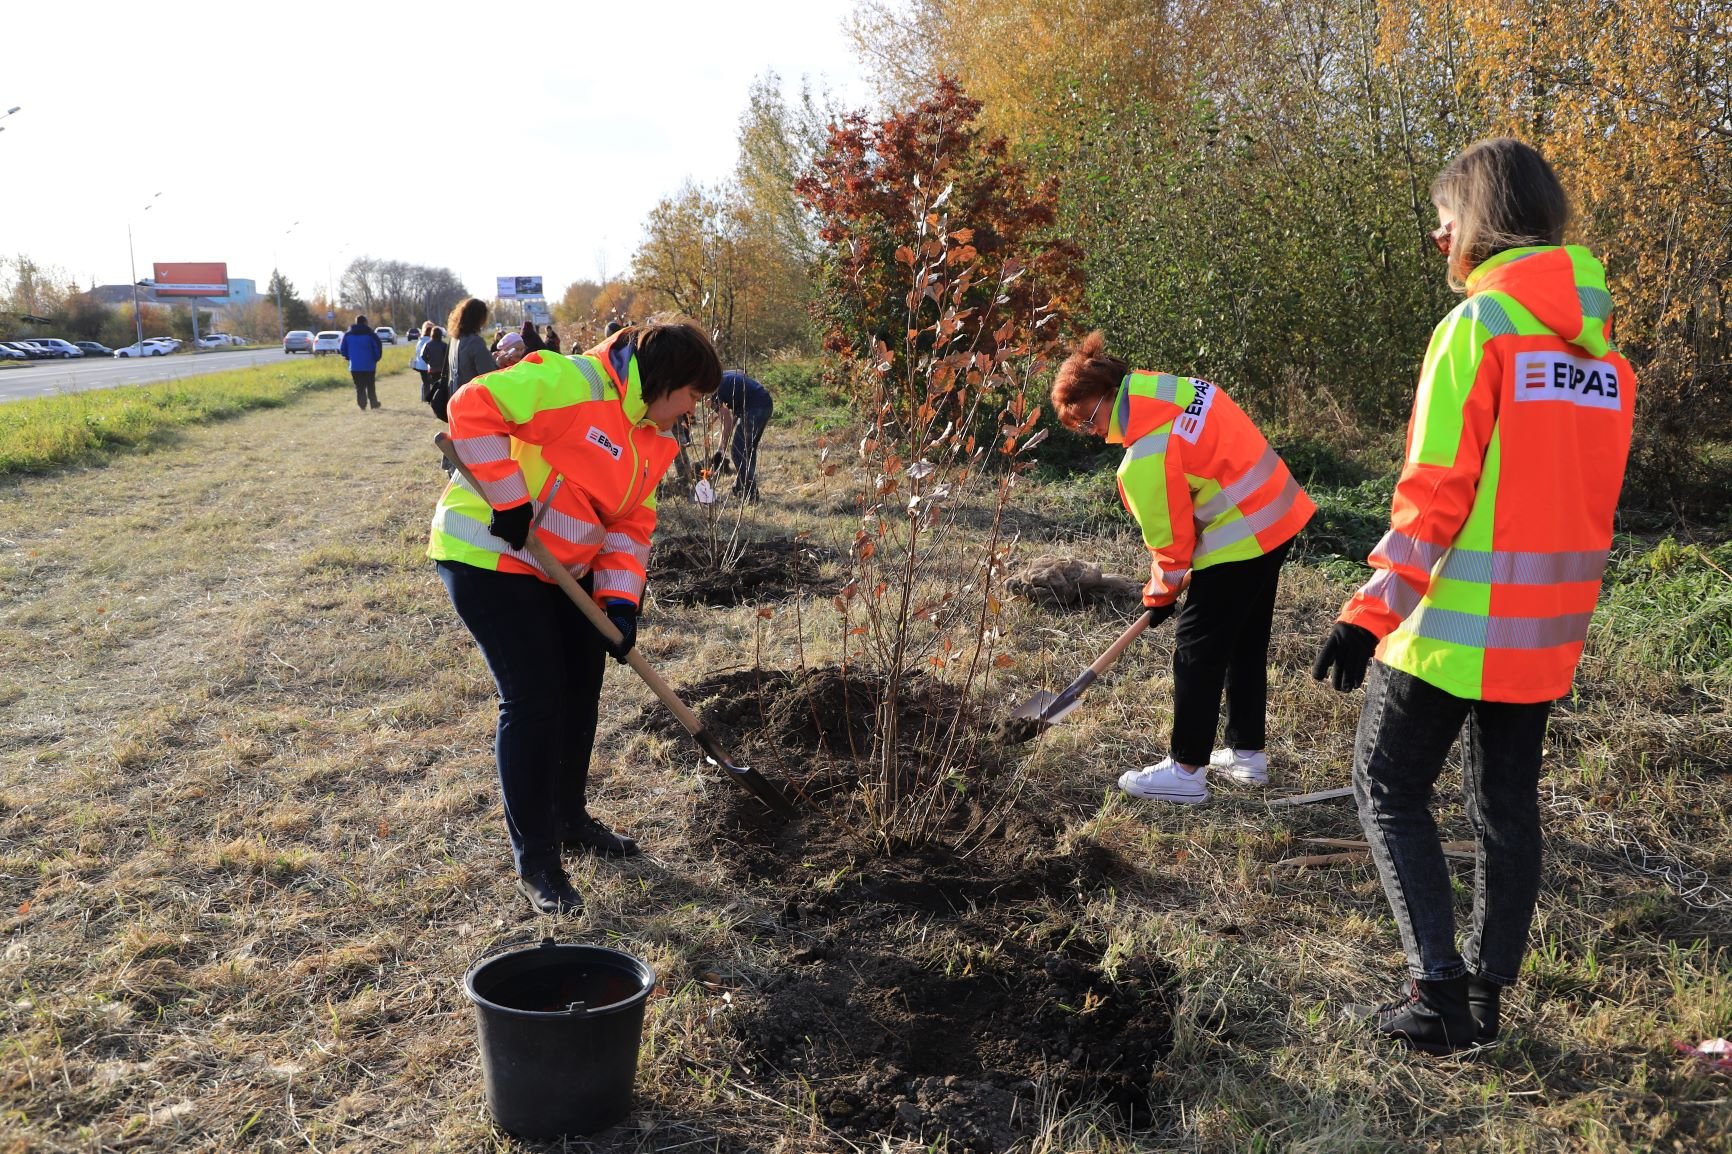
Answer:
[
  {"left": 1144, "top": 601, "right": 1178, "bottom": 629},
  {"left": 601, "top": 598, "right": 637, "bottom": 663},
  {"left": 1312, "top": 622, "right": 1379, "bottom": 692},
  {"left": 488, "top": 502, "right": 533, "bottom": 551},
  {"left": 709, "top": 450, "right": 725, "bottom": 469}
]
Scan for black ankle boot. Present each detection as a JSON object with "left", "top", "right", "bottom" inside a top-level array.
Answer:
[
  {"left": 1345, "top": 976, "right": 1477, "bottom": 1055},
  {"left": 561, "top": 813, "right": 640, "bottom": 859},
  {"left": 516, "top": 867, "right": 584, "bottom": 915},
  {"left": 1467, "top": 975, "right": 1502, "bottom": 1043}
]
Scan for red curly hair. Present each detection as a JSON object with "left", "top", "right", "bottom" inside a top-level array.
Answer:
[{"left": 1051, "top": 331, "right": 1129, "bottom": 430}]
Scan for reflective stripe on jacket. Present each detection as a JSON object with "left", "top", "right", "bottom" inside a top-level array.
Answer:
[
  {"left": 1338, "top": 245, "right": 1636, "bottom": 703},
  {"left": 1112, "top": 371, "right": 1314, "bottom": 606},
  {"left": 426, "top": 334, "right": 676, "bottom": 606}
]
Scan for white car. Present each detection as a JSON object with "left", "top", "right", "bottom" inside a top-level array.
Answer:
[
  {"left": 313, "top": 331, "right": 344, "bottom": 356},
  {"left": 374, "top": 326, "right": 397, "bottom": 345},
  {"left": 146, "top": 336, "right": 182, "bottom": 351},
  {"left": 25, "top": 338, "right": 84, "bottom": 358},
  {"left": 114, "top": 341, "right": 170, "bottom": 358},
  {"left": 195, "top": 335, "right": 228, "bottom": 349}
]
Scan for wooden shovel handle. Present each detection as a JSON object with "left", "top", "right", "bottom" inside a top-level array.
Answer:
[{"left": 1088, "top": 612, "right": 1153, "bottom": 676}]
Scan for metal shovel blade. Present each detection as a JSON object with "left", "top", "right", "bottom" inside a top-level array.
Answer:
[{"left": 1009, "top": 689, "right": 1082, "bottom": 727}]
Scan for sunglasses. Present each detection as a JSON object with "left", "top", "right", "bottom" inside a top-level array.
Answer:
[
  {"left": 1431, "top": 220, "right": 1454, "bottom": 257},
  {"left": 1075, "top": 391, "right": 1108, "bottom": 433}
]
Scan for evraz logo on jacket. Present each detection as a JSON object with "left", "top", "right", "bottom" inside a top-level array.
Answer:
[
  {"left": 1173, "top": 378, "right": 1217, "bottom": 443},
  {"left": 586, "top": 426, "right": 623, "bottom": 460},
  {"left": 1512, "top": 352, "right": 1622, "bottom": 412}
]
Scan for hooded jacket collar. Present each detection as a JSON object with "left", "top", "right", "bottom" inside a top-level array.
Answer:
[{"left": 1468, "top": 244, "right": 1615, "bottom": 357}]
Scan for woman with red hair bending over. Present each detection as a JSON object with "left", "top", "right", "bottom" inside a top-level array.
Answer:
[{"left": 1052, "top": 333, "right": 1314, "bottom": 805}]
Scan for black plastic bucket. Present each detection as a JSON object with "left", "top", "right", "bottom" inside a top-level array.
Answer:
[{"left": 463, "top": 939, "right": 656, "bottom": 1138}]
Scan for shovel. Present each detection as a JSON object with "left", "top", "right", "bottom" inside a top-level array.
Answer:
[
  {"left": 435, "top": 434, "right": 797, "bottom": 816},
  {"left": 1011, "top": 612, "right": 1153, "bottom": 729}
]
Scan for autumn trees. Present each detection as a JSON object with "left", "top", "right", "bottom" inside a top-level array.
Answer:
[{"left": 848, "top": 0, "right": 1732, "bottom": 496}]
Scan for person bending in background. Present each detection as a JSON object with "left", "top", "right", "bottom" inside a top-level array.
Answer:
[
  {"left": 711, "top": 369, "right": 774, "bottom": 502},
  {"left": 430, "top": 318, "right": 721, "bottom": 915},
  {"left": 1313, "top": 138, "right": 1635, "bottom": 1054},
  {"left": 339, "top": 315, "right": 384, "bottom": 410},
  {"left": 1052, "top": 333, "right": 1314, "bottom": 805}
]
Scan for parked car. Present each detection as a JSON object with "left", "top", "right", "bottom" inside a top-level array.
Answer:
[
  {"left": 146, "top": 336, "right": 181, "bottom": 351},
  {"left": 0, "top": 343, "right": 27, "bottom": 361},
  {"left": 312, "top": 331, "right": 344, "bottom": 356},
  {"left": 74, "top": 341, "right": 114, "bottom": 357},
  {"left": 194, "top": 335, "right": 228, "bottom": 349},
  {"left": 283, "top": 330, "right": 315, "bottom": 354},
  {"left": 374, "top": 326, "right": 397, "bottom": 345},
  {"left": 114, "top": 341, "right": 170, "bottom": 358},
  {"left": 205, "top": 333, "right": 245, "bottom": 346},
  {"left": 28, "top": 338, "right": 85, "bottom": 358},
  {"left": 0, "top": 341, "right": 44, "bottom": 359}
]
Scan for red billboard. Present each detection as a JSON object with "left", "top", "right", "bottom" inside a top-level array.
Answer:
[{"left": 153, "top": 262, "right": 230, "bottom": 298}]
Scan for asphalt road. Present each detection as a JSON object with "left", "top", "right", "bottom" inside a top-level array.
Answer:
[{"left": 0, "top": 348, "right": 350, "bottom": 404}]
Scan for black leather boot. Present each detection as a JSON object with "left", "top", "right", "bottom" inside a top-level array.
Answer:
[
  {"left": 561, "top": 813, "right": 641, "bottom": 859},
  {"left": 1467, "top": 975, "right": 1502, "bottom": 1043},
  {"left": 1344, "top": 976, "right": 1477, "bottom": 1055},
  {"left": 516, "top": 867, "right": 584, "bottom": 915}
]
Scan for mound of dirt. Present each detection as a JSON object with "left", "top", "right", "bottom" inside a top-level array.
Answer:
[
  {"left": 651, "top": 536, "right": 840, "bottom": 606},
  {"left": 1005, "top": 555, "right": 1142, "bottom": 609}
]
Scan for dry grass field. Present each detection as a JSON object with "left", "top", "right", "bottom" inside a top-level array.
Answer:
[{"left": 1, "top": 366, "right": 1728, "bottom": 1152}]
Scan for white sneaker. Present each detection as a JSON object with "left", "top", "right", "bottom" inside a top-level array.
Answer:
[
  {"left": 1118, "top": 758, "right": 1210, "bottom": 804},
  {"left": 1209, "top": 748, "right": 1269, "bottom": 786}
]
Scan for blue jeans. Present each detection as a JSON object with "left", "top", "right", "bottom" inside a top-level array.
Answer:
[
  {"left": 436, "top": 561, "right": 607, "bottom": 877},
  {"left": 730, "top": 399, "right": 773, "bottom": 499},
  {"left": 1354, "top": 662, "right": 1551, "bottom": 985}
]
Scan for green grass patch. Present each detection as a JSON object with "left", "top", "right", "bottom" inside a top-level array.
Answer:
[
  {"left": 0, "top": 349, "right": 410, "bottom": 476},
  {"left": 1593, "top": 536, "right": 1732, "bottom": 685},
  {"left": 754, "top": 357, "right": 853, "bottom": 430}
]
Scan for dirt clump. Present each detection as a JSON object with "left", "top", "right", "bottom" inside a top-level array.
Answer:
[{"left": 651, "top": 536, "right": 840, "bottom": 606}]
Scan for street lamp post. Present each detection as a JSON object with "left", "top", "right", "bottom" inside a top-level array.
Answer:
[
  {"left": 128, "top": 192, "right": 162, "bottom": 353},
  {"left": 272, "top": 222, "right": 300, "bottom": 339}
]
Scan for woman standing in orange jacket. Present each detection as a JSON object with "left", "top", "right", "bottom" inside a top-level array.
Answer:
[{"left": 1314, "top": 139, "right": 1635, "bottom": 1053}]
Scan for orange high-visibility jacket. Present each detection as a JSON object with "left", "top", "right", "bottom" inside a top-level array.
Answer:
[
  {"left": 1338, "top": 245, "right": 1636, "bottom": 702},
  {"left": 427, "top": 334, "right": 678, "bottom": 607},
  {"left": 1112, "top": 371, "right": 1314, "bottom": 606}
]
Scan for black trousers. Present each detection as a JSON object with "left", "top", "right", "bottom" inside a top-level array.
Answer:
[
  {"left": 352, "top": 371, "right": 378, "bottom": 409},
  {"left": 436, "top": 561, "right": 608, "bottom": 877},
  {"left": 1168, "top": 538, "right": 1293, "bottom": 766}
]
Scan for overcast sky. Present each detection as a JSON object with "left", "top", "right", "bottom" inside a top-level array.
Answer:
[{"left": 1, "top": 1, "right": 869, "bottom": 309}]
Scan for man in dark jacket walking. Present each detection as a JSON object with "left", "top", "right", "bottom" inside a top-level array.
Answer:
[
  {"left": 339, "top": 316, "right": 385, "bottom": 410},
  {"left": 711, "top": 369, "right": 774, "bottom": 501}
]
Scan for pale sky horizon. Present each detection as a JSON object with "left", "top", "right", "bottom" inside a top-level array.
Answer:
[{"left": 2, "top": 1, "right": 871, "bottom": 314}]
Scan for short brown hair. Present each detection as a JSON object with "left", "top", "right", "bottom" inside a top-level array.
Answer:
[
  {"left": 447, "top": 297, "right": 489, "bottom": 339},
  {"left": 1051, "top": 331, "right": 1129, "bottom": 430},
  {"left": 632, "top": 317, "right": 722, "bottom": 403},
  {"left": 1432, "top": 138, "right": 1570, "bottom": 291}
]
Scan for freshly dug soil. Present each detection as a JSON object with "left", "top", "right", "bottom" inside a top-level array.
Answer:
[
  {"left": 644, "top": 668, "right": 1175, "bottom": 1150},
  {"left": 651, "top": 536, "right": 840, "bottom": 606}
]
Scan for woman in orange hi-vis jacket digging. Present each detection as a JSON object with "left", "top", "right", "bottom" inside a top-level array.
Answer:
[
  {"left": 1053, "top": 333, "right": 1315, "bottom": 805},
  {"left": 1312, "top": 139, "right": 1635, "bottom": 1055},
  {"left": 430, "top": 319, "right": 721, "bottom": 915}
]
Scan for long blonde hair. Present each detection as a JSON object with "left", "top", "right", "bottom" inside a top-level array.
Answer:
[{"left": 1431, "top": 138, "right": 1570, "bottom": 291}]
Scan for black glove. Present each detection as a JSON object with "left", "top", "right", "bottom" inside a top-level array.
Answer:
[
  {"left": 709, "top": 450, "right": 725, "bottom": 469},
  {"left": 601, "top": 598, "right": 637, "bottom": 663},
  {"left": 1144, "top": 601, "right": 1177, "bottom": 629},
  {"left": 1312, "top": 622, "right": 1379, "bottom": 692},
  {"left": 488, "top": 502, "right": 533, "bottom": 550}
]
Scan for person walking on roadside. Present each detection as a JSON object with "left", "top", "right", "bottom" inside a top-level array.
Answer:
[
  {"left": 421, "top": 326, "right": 449, "bottom": 408},
  {"left": 430, "top": 318, "right": 722, "bottom": 915},
  {"left": 1052, "top": 332, "right": 1314, "bottom": 805},
  {"left": 710, "top": 369, "right": 774, "bottom": 501},
  {"left": 339, "top": 314, "right": 385, "bottom": 410},
  {"left": 1312, "top": 139, "right": 1635, "bottom": 1055},
  {"left": 412, "top": 321, "right": 438, "bottom": 402},
  {"left": 541, "top": 324, "right": 561, "bottom": 354}
]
